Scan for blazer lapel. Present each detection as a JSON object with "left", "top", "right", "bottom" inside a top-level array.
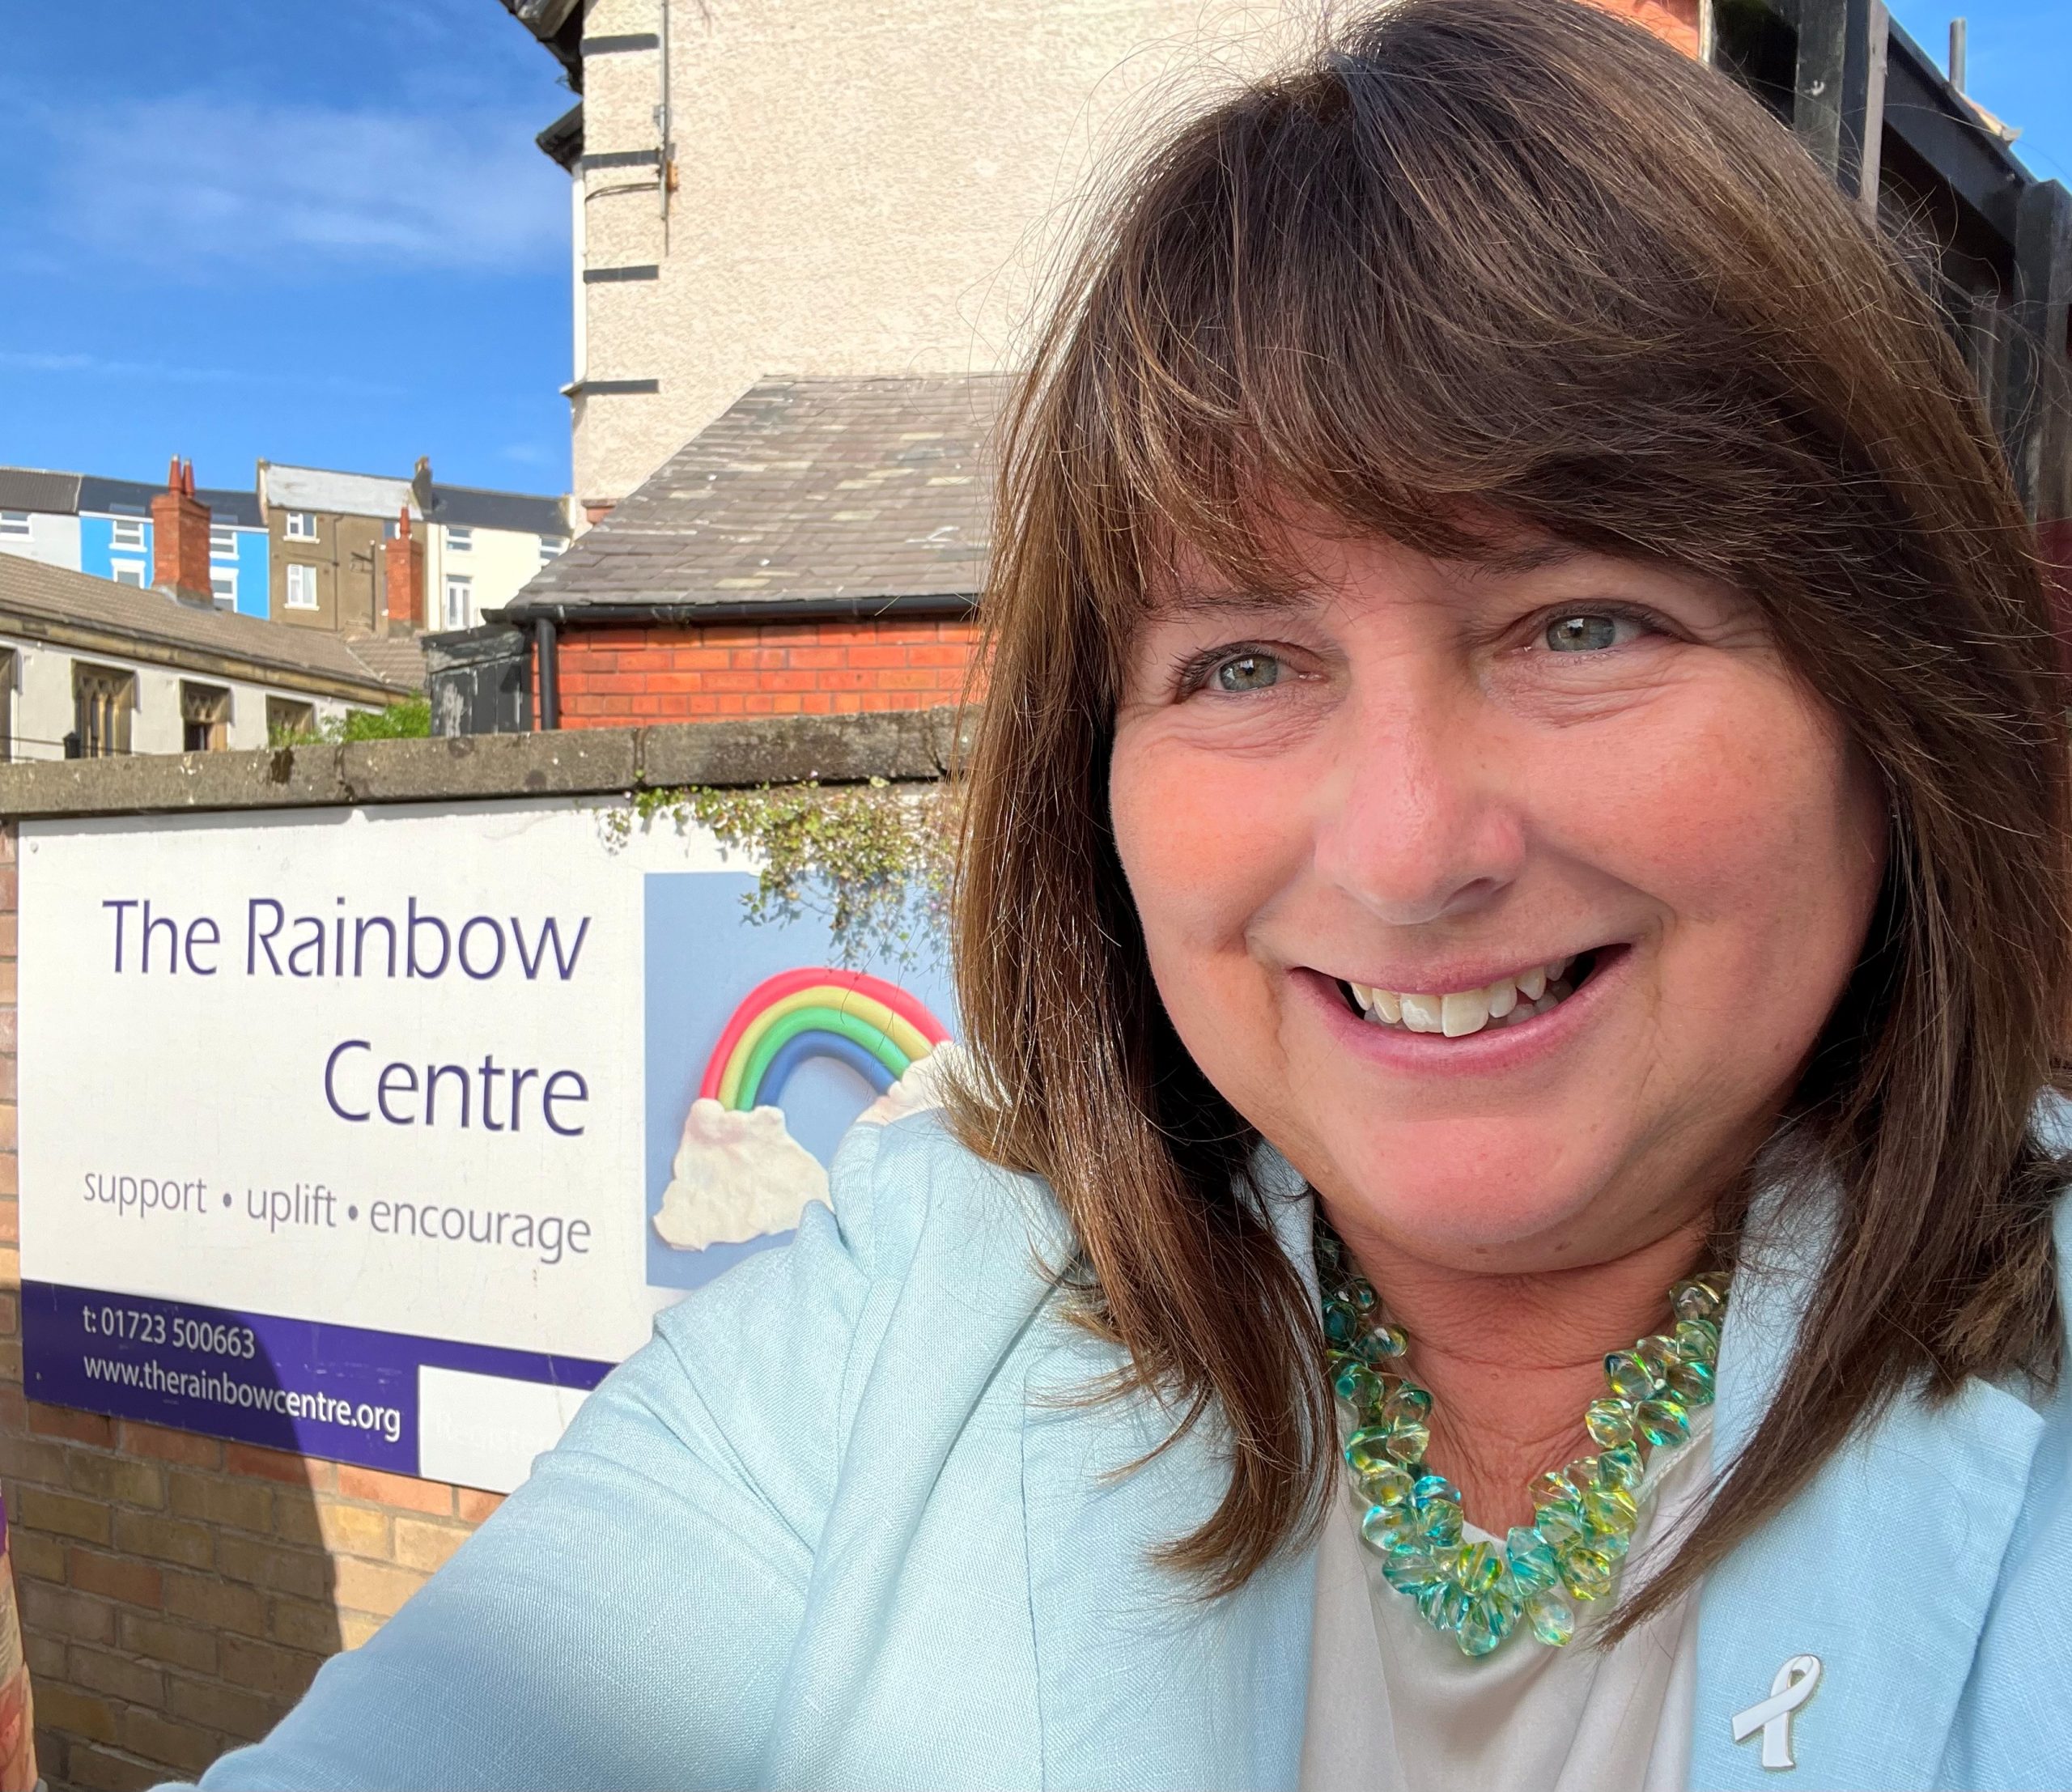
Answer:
[
  {"left": 1021, "top": 1153, "right": 1319, "bottom": 1791},
  {"left": 1690, "top": 1208, "right": 2044, "bottom": 1790}
]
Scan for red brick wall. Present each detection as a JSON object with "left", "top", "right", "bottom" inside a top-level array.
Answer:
[
  {"left": 1594, "top": 0, "right": 1702, "bottom": 55},
  {"left": 542, "top": 619, "right": 980, "bottom": 727}
]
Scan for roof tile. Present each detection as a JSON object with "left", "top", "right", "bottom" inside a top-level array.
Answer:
[{"left": 500, "top": 375, "right": 1006, "bottom": 617}]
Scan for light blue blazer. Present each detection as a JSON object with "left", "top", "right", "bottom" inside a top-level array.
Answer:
[{"left": 193, "top": 1109, "right": 2072, "bottom": 1791}]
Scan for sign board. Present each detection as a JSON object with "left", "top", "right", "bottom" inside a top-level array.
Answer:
[{"left": 17, "top": 797, "right": 956, "bottom": 1490}]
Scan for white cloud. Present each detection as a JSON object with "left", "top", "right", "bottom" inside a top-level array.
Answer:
[{"left": 34, "top": 96, "right": 566, "bottom": 280}]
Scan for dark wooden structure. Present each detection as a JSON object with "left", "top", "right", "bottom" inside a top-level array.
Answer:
[{"left": 1712, "top": 0, "right": 2071, "bottom": 576}]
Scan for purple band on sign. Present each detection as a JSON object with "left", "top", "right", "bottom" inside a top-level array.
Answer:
[{"left": 21, "top": 1280, "right": 614, "bottom": 1477}]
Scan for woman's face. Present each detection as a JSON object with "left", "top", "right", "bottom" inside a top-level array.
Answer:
[{"left": 1108, "top": 512, "right": 1887, "bottom": 1275}]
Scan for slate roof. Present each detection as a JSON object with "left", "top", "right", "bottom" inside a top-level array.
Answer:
[
  {"left": 258, "top": 462, "right": 567, "bottom": 537},
  {"left": 0, "top": 469, "right": 264, "bottom": 528},
  {"left": 77, "top": 475, "right": 163, "bottom": 517},
  {"left": 430, "top": 483, "right": 567, "bottom": 538},
  {"left": 0, "top": 469, "right": 83, "bottom": 515},
  {"left": 498, "top": 375, "right": 1007, "bottom": 619},
  {"left": 73, "top": 474, "right": 265, "bottom": 529},
  {"left": 0, "top": 554, "right": 415, "bottom": 699}
]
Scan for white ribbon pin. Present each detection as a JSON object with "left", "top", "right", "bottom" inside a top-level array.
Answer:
[{"left": 1730, "top": 1654, "right": 1823, "bottom": 1770}]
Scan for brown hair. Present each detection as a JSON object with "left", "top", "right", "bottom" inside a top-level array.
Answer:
[{"left": 947, "top": 0, "right": 2070, "bottom": 1629}]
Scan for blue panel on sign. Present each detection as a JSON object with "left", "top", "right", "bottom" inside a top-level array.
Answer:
[{"left": 641, "top": 873, "right": 957, "bottom": 1293}]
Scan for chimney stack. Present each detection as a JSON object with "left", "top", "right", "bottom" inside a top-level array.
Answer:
[
  {"left": 384, "top": 506, "right": 424, "bottom": 632},
  {"left": 151, "top": 457, "right": 214, "bottom": 608}
]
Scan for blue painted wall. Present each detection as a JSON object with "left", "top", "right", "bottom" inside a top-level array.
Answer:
[
  {"left": 75, "top": 512, "right": 270, "bottom": 616},
  {"left": 78, "top": 511, "right": 153, "bottom": 585}
]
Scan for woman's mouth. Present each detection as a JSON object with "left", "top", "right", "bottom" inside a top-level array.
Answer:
[{"left": 1337, "top": 949, "right": 1615, "bottom": 1039}]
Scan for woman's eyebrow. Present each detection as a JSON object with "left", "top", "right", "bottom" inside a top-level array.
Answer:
[
  {"left": 1148, "top": 584, "right": 1323, "bottom": 620},
  {"left": 1452, "top": 541, "right": 1590, "bottom": 580}
]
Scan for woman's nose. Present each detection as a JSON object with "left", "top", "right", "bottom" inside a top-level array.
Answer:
[{"left": 1310, "top": 690, "right": 1525, "bottom": 927}]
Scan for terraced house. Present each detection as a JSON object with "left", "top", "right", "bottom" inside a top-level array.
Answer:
[{"left": 0, "top": 465, "right": 270, "bottom": 618}]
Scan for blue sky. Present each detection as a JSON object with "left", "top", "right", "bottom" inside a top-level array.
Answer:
[
  {"left": 1886, "top": 1, "right": 2072, "bottom": 189},
  {"left": 0, "top": 0, "right": 574, "bottom": 497},
  {"left": 0, "top": 3, "right": 2063, "bottom": 503}
]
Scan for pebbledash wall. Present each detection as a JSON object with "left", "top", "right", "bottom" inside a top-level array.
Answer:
[{"left": 0, "top": 712, "right": 958, "bottom": 1791}]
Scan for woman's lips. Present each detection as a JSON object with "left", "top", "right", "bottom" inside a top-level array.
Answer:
[{"left": 1293, "top": 944, "right": 1631, "bottom": 1076}]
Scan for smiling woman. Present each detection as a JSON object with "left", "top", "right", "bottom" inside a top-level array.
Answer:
[{"left": 180, "top": 3, "right": 2071, "bottom": 1790}]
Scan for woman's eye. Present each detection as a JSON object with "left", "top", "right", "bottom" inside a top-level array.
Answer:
[
  {"left": 1543, "top": 612, "right": 1639, "bottom": 653},
  {"left": 1212, "top": 652, "right": 1283, "bottom": 692}
]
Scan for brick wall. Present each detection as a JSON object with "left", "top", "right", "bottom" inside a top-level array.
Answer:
[
  {"left": 542, "top": 618, "right": 980, "bottom": 728},
  {"left": 0, "top": 822, "right": 502, "bottom": 1792},
  {"left": 1596, "top": 0, "right": 1702, "bottom": 55}
]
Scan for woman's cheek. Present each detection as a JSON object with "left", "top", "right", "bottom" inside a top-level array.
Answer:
[{"left": 1111, "top": 731, "right": 1302, "bottom": 951}]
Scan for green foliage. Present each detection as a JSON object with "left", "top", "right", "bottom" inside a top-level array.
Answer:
[
  {"left": 606, "top": 779, "right": 955, "bottom": 967},
  {"left": 337, "top": 696, "right": 432, "bottom": 741},
  {"left": 269, "top": 695, "right": 433, "bottom": 749}
]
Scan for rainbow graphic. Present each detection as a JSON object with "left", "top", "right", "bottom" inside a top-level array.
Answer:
[{"left": 698, "top": 968, "right": 953, "bottom": 1112}]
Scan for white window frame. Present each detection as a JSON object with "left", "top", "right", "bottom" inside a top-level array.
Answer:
[
  {"left": 443, "top": 573, "right": 473, "bottom": 631},
  {"left": 0, "top": 512, "right": 29, "bottom": 539},
  {"left": 445, "top": 525, "right": 473, "bottom": 554},
  {"left": 285, "top": 563, "right": 319, "bottom": 610},
  {"left": 109, "top": 516, "right": 146, "bottom": 550},
  {"left": 538, "top": 534, "right": 567, "bottom": 563},
  {"left": 284, "top": 511, "right": 317, "bottom": 541},
  {"left": 210, "top": 567, "right": 238, "bottom": 608},
  {"left": 210, "top": 524, "right": 239, "bottom": 559},
  {"left": 110, "top": 563, "right": 146, "bottom": 588}
]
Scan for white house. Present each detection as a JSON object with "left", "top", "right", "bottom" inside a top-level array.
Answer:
[{"left": 0, "top": 553, "right": 412, "bottom": 762}]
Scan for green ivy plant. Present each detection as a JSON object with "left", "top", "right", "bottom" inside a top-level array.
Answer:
[{"left": 605, "top": 779, "right": 957, "bottom": 968}]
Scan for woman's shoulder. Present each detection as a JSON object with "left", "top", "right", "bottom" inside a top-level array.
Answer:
[
  {"left": 650, "top": 1102, "right": 1072, "bottom": 1346},
  {"left": 188, "top": 1110, "right": 1078, "bottom": 1789},
  {"left": 588, "top": 1105, "right": 1073, "bottom": 1484}
]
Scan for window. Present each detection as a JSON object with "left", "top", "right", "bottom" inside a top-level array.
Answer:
[
  {"left": 539, "top": 535, "right": 567, "bottom": 563},
  {"left": 266, "top": 696, "right": 316, "bottom": 743},
  {"left": 180, "top": 682, "right": 231, "bottom": 753},
  {"left": 210, "top": 524, "right": 238, "bottom": 558},
  {"left": 110, "top": 517, "right": 145, "bottom": 550},
  {"left": 285, "top": 563, "right": 319, "bottom": 610},
  {"left": 110, "top": 563, "right": 146, "bottom": 588},
  {"left": 211, "top": 568, "right": 237, "bottom": 608},
  {"left": 284, "top": 512, "right": 317, "bottom": 541},
  {"left": 71, "top": 662, "right": 135, "bottom": 758},
  {"left": 444, "top": 574, "right": 473, "bottom": 630},
  {"left": 0, "top": 513, "right": 28, "bottom": 539},
  {"left": 445, "top": 526, "right": 473, "bottom": 553}
]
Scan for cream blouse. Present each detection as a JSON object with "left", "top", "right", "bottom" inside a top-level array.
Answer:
[{"left": 1300, "top": 1415, "right": 1713, "bottom": 1792}]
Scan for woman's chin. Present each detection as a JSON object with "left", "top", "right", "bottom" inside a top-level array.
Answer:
[{"left": 1306, "top": 1141, "right": 1631, "bottom": 1270}]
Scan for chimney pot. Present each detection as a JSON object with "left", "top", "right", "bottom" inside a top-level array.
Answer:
[
  {"left": 384, "top": 504, "right": 425, "bottom": 632},
  {"left": 151, "top": 456, "right": 214, "bottom": 606}
]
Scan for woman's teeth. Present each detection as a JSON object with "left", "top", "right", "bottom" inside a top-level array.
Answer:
[{"left": 1348, "top": 958, "right": 1576, "bottom": 1038}]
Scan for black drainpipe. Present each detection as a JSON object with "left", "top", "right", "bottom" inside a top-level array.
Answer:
[{"left": 537, "top": 618, "right": 560, "bottom": 731}]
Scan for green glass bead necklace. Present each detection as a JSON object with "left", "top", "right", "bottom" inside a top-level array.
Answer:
[{"left": 1317, "top": 1224, "right": 1727, "bottom": 1659}]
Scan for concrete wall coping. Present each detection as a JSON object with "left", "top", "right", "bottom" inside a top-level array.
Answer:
[{"left": 0, "top": 709, "right": 969, "bottom": 821}]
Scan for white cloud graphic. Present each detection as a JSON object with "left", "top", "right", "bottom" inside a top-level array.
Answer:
[
  {"left": 652, "top": 1046, "right": 962, "bottom": 1251},
  {"left": 653, "top": 1101, "right": 830, "bottom": 1253}
]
